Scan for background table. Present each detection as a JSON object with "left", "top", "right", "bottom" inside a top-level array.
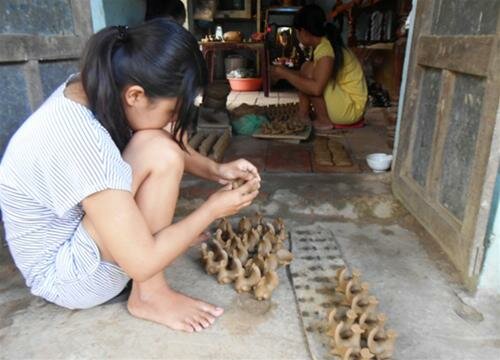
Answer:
[{"left": 199, "top": 41, "right": 270, "bottom": 97}]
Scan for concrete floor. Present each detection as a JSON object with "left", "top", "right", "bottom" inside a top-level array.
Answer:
[{"left": 1, "top": 173, "right": 499, "bottom": 359}]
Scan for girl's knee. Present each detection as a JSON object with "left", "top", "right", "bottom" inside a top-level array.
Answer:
[{"left": 125, "top": 130, "right": 185, "bottom": 174}]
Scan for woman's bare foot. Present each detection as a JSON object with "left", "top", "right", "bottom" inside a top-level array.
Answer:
[
  {"left": 312, "top": 120, "right": 334, "bottom": 131},
  {"left": 127, "top": 282, "right": 224, "bottom": 332}
]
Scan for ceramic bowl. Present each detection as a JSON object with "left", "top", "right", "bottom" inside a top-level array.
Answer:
[{"left": 366, "top": 153, "right": 393, "bottom": 172}]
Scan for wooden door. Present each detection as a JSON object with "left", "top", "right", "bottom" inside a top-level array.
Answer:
[
  {"left": 0, "top": 1, "right": 93, "bottom": 154},
  {"left": 393, "top": 0, "right": 500, "bottom": 289}
]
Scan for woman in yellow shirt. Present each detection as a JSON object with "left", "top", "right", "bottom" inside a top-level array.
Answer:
[{"left": 271, "top": 4, "right": 367, "bottom": 130}]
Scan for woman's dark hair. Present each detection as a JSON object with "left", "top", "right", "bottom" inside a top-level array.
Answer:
[
  {"left": 80, "top": 18, "right": 206, "bottom": 152},
  {"left": 293, "top": 4, "right": 345, "bottom": 80}
]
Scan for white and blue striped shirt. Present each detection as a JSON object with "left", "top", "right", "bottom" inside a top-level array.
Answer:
[{"left": 0, "top": 78, "right": 132, "bottom": 308}]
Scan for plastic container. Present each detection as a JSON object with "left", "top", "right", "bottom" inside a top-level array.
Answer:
[
  {"left": 227, "top": 77, "right": 262, "bottom": 91},
  {"left": 366, "top": 153, "right": 393, "bottom": 172},
  {"left": 224, "top": 56, "right": 247, "bottom": 74}
]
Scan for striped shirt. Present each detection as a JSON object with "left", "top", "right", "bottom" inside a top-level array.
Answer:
[{"left": 0, "top": 78, "right": 132, "bottom": 308}]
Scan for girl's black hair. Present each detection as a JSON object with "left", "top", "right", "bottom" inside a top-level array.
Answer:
[
  {"left": 80, "top": 18, "right": 206, "bottom": 152},
  {"left": 145, "top": 0, "right": 187, "bottom": 24},
  {"left": 293, "top": 4, "right": 344, "bottom": 81}
]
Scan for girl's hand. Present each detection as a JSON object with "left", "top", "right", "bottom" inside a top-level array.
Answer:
[
  {"left": 206, "top": 179, "right": 260, "bottom": 219},
  {"left": 216, "top": 159, "right": 261, "bottom": 185}
]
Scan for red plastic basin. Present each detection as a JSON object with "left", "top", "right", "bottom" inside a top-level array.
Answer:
[{"left": 228, "top": 77, "right": 262, "bottom": 91}]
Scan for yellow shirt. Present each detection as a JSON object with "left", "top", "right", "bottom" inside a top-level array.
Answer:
[{"left": 314, "top": 37, "right": 367, "bottom": 124}]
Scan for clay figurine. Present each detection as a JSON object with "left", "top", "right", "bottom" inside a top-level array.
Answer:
[
  {"left": 234, "top": 263, "right": 261, "bottom": 293},
  {"left": 217, "top": 256, "right": 244, "bottom": 284},
  {"left": 359, "top": 313, "right": 387, "bottom": 337},
  {"left": 331, "top": 322, "right": 364, "bottom": 358},
  {"left": 232, "top": 237, "right": 249, "bottom": 264},
  {"left": 246, "top": 228, "right": 260, "bottom": 253},
  {"left": 367, "top": 326, "right": 397, "bottom": 359},
  {"left": 258, "top": 233, "right": 273, "bottom": 257},
  {"left": 342, "top": 348, "right": 374, "bottom": 360},
  {"left": 232, "top": 178, "right": 246, "bottom": 190},
  {"left": 327, "top": 308, "right": 357, "bottom": 337},
  {"left": 251, "top": 212, "right": 264, "bottom": 227},
  {"left": 336, "top": 267, "right": 362, "bottom": 294},
  {"left": 351, "top": 295, "right": 379, "bottom": 316},
  {"left": 276, "top": 248, "right": 293, "bottom": 266},
  {"left": 238, "top": 216, "right": 252, "bottom": 233},
  {"left": 202, "top": 244, "right": 228, "bottom": 275},
  {"left": 254, "top": 270, "right": 279, "bottom": 300},
  {"left": 344, "top": 281, "right": 370, "bottom": 305}
]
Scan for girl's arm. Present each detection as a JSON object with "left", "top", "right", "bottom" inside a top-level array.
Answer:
[
  {"left": 183, "top": 139, "right": 222, "bottom": 182},
  {"left": 272, "top": 56, "right": 334, "bottom": 97},
  {"left": 82, "top": 179, "right": 259, "bottom": 282}
]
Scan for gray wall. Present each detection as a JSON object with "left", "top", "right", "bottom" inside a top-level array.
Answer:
[{"left": 0, "top": 0, "right": 93, "bottom": 156}]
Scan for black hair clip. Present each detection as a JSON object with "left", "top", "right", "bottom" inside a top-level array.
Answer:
[{"left": 115, "top": 25, "right": 129, "bottom": 41}]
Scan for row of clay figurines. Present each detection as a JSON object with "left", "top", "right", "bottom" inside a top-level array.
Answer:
[
  {"left": 200, "top": 213, "right": 294, "bottom": 300},
  {"left": 328, "top": 267, "right": 397, "bottom": 360}
]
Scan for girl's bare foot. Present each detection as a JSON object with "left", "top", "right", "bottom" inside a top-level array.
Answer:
[{"left": 127, "top": 282, "right": 224, "bottom": 332}]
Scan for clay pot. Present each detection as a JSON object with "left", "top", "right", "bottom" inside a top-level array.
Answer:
[{"left": 223, "top": 31, "right": 243, "bottom": 42}]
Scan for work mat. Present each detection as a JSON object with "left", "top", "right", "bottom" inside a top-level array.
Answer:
[
  {"left": 289, "top": 225, "right": 346, "bottom": 360},
  {"left": 253, "top": 125, "right": 312, "bottom": 142}
]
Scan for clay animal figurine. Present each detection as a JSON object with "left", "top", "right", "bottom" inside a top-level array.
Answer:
[
  {"left": 251, "top": 212, "right": 264, "bottom": 227},
  {"left": 258, "top": 233, "right": 273, "bottom": 257},
  {"left": 336, "top": 267, "right": 362, "bottom": 294},
  {"left": 247, "top": 228, "right": 260, "bottom": 253},
  {"left": 265, "top": 222, "right": 276, "bottom": 235},
  {"left": 213, "top": 229, "right": 225, "bottom": 248},
  {"left": 253, "top": 254, "right": 278, "bottom": 275},
  {"left": 238, "top": 216, "right": 252, "bottom": 233},
  {"left": 249, "top": 255, "right": 270, "bottom": 274},
  {"left": 342, "top": 348, "right": 374, "bottom": 360},
  {"left": 203, "top": 244, "right": 228, "bottom": 275},
  {"left": 276, "top": 248, "right": 293, "bottom": 266},
  {"left": 367, "top": 326, "right": 398, "bottom": 359},
  {"left": 217, "top": 256, "right": 244, "bottom": 284},
  {"left": 271, "top": 239, "right": 284, "bottom": 253},
  {"left": 211, "top": 236, "right": 228, "bottom": 258},
  {"left": 351, "top": 295, "right": 379, "bottom": 316},
  {"left": 233, "top": 236, "right": 249, "bottom": 264},
  {"left": 359, "top": 313, "right": 387, "bottom": 337},
  {"left": 331, "top": 322, "right": 364, "bottom": 358},
  {"left": 344, "top": 281, "right": 370, "bottom": 305},
  {"left": 201, "top": 242, "right": 210, "bottom": 260},
  {"left": 254, "top": 270, "right": 279, "bottom": 300},
  {"left": 327, "top": 308, "right": 357, "bottom": 337},
  {"left": 241, "top": 232, "right": 249, "bottom": 249},
  {"left": 231, "top": 178, "right": 246, "bottom": 190},
  {"left": 275, "top": 219, "right": 287, "bottom": 243},
  {"left": 234, "top": 263, "right": 262, "bottom": 293},
  {"left": 218, "top": 218, "right": 236, "bottom": 238},
  {"left": 264, "top": 253, "right": 279, "bottom": 273}
]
